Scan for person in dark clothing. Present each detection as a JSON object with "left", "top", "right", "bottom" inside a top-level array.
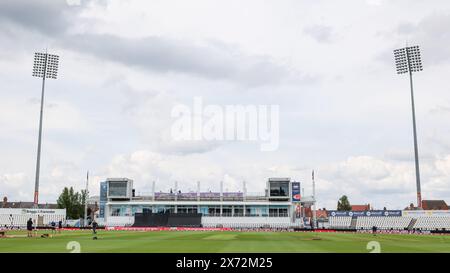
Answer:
[
  {"left": 26, "top": 218, "right": 33, "bottom": 237},
  {"left": 372, "top": 226, "right": 377, "bottom": 236},
  {"left": 51, "top": 221, "right": 56, "bottom": 234},
  {"left": 92, "top": 220, "right": 98, "bottom": 240},
  {"left": 92, "top": 220, "right": 98, "bottom": 234},
  {"left": 58, "top": 220, "right": 63, "bottom": 233}
]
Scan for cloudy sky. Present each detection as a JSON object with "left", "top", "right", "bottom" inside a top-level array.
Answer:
[{"left": 1, "top": 0, "right": 449, "bottom": 210}]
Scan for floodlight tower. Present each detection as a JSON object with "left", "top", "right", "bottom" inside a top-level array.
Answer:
[
  {"left": 394, "top": 45, "right": 423, "bottom": 208},
  {"left": 32, "top": 51, "right": 59, "bottom": 207}
]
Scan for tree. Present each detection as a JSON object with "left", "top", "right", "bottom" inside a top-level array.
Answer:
[
  {"left": 337, "top": 195, "right": 352, "bottom": 211},
  {"left": 57, "top": 187, "right": 87, "bottom": 219}
]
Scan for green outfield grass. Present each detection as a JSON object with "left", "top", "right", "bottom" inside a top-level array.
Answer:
[{"left": 0, "top": 230, "right": 449, "bottom": 253}]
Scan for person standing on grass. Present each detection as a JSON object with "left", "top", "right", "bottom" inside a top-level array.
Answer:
[
  {"left": 92, "top": 219, "right": 98, "bottom": 234},
  {"left": 9, "top": 214, "right": 14, "bottom": 230},
  {"left": 33, "top": 219, "right": 38, "bottom": 237},
  {"left": 58, "top": 220, "right": 62, "bottom": 233},
  {"left": 91, "top": 219, "right": 99, "bottom": 240},
  {"left": 27, "top": 218, "right": 33, "bottom": 237},
  {"left": 51, "top": 221, "right": 56, "bottom": 234}
]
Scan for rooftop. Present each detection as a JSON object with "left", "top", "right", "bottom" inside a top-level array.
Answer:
[
  {"left": 0, "top": 201, "right": 58, "bottom": 209},
  {"left": 422, "top": 200, "right": 448, "bottom": 210}
]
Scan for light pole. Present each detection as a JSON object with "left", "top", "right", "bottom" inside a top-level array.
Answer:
[
  {"left": 84, "top": 171, "right": 89, "bottom": 227},
  {"left": 394, "top": 45, "right": 423, "bottom": 208},
  {"left": 32, "top": 51, "right": 59, "bottom": 207},
  {"left": 312, "top": 170, "right": 317, "bottom": 229}
]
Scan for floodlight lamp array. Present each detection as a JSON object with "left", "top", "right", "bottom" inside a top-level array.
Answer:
[
  {"left": 394, "top": 46, "right": 423, "bottom": 74},
  {"left": 32, "top": 52, "right": 59, "bottom": 79}
]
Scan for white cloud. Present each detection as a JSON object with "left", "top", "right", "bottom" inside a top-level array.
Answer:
[
  {"left": 366, "top": 0, "right": 384, "bottom": 6},
  {"left": 0, "top": 97, "right": 90, "bottom": 135},
  {"left": 317, "top": 155, "right": 450, "bottom": 209},
  {"left": 303, "top": 25, "right": 335, "bottom": 43}
]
